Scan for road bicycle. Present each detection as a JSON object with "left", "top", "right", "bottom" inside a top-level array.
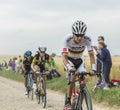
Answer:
[
  {"left": 65, "top": 71, "right": 97, "bottom": 110},
  {"left": 35, "top": 71, "right": 48, "bottom": 108},
  {"left": 27, "top": 71, "right": 34, "bottom": 100}
]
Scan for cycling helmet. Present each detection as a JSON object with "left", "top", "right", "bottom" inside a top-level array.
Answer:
[
  {"left": 25, "top": 50, "right": 32, "bottom": 56},
  {"left": 38, "top": 46, "right": 47, "bottom": 52},
  {"left": 72, "top": 20, "right": 87, "bottom": 35}
]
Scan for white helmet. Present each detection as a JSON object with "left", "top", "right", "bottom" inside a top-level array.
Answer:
[
  {"left": 38, "top": 46, "right": 47, "bottom": 52},
  {"left": 72, "top": 20, "right": 87, "bottom": 35}
]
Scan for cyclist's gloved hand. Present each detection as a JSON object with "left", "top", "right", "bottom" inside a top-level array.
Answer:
[
  {"left": 91, "top": 64, "right": 96, "bottom": 74},
  {"left": 70, "top": 69, "right": 76, "bottom": 74},
  {"left": 91, "top": 70, "right": 97, "bottom": 74},
  {"left": 66, "top": 63, "right": 72, "bottom": 71},
  {"left": 23, "top": 70, "right": 27, "bottom": 75},
  {"left": 66, "top": 63, "right": 76, "bottom": 74}
]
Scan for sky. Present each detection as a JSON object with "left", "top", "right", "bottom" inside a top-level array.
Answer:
[{"left": 0, "top": 0, "right": 120, "bottom": 55}]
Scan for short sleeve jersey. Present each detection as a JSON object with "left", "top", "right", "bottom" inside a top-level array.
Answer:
[
  {"left": 32, "top": 53, "right": 49, "bottom": 67},
  {"left": 62, "top": 34, "right": 93, "bottom": 59},
  {"left": 23, "top": 56, "right": 33, "bottom": 71}
]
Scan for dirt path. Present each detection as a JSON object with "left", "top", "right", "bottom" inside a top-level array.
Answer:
[{"left": 0, "top": 77, "right": 119, "bottom": 110}]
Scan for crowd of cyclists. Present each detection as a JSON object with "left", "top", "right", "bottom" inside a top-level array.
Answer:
[
  {"left": 1, "top": 20, "right": 118, "bottom": 110},
  {"left": 22, "top": 47, "right": 61, "bottom": 95}
]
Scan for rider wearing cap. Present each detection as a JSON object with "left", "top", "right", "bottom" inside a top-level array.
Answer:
[
  {"left": 22, "top": 50, "right": 33, "bottom": 95},
  {"left": 62, "top": 20, "right": 96, "bottom": 110}
]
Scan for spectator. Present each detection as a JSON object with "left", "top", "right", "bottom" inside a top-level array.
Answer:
[
  {"left": 15, "top": 57, "right": 19, "bottom": 73},
  {"left": 17, "top": 56, "right": 23, "bottom": 73},
  {"left": 45, "top": 55, "right": 61, "bottom": 79},
  {"left": 0, "top": 62, "right": 2, "bottom": 71},
  {"left": 95, "top": 42, "right": 112, "bottom": 90},
  {"left": 11, "top": 58, "right": 16, "bottom": 72},
  {"left": 93, "top": 36, "right": 105, "bottom": 90},
  {"left": 2, "top": 60, "right": 8, "bottom": 70}
]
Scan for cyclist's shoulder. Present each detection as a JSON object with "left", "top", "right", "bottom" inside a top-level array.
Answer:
[
  {"left": 31, "top": 56, "right": 34, "bottom": 60},
  {"left": 32, "top": 52, "right": 39, "bottom": 61},
  {"left": 64, "top": 34, "right": 73, "bottom": 42},
  {"left": 23, "top": 58, "right": 26, "bottom": 63},
  {"left": 45, "top": 53, "right": 50, "bottom": 59},
  {"left": 83, "top": 35, "right": 92, "bottom": 42}
]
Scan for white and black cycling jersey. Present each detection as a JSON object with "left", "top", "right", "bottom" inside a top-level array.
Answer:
[{"left": 62, "top": 34, "right": 93, "bottom": 59}]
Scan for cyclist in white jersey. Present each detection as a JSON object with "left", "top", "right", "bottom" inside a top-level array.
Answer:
[{"left": 62, "top": 20, "right": 96, "bottom": 110}]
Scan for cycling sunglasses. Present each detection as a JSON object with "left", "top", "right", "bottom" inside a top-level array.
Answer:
[
  {"left": 75, "top": 34, "right": 84, "bottom": 37},
  {"left": 40, "top": 51, "right": 45, "bottom": 53},
  {"left": 98, "top": 39, "right": 102, "bottom": 41}
]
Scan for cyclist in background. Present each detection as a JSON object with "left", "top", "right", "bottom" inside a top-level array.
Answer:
[
  {"left": 45, "top": 55, "right": 61, "bottom": 79},
  {"left": 31, "top": 46, "right": 50, "bottom": 91},
  {"left": 22, "top": 50, "right": 33, "bottom": 95},
  {"left": 62, "top": 20, "right": 96, "bottom": 110}
]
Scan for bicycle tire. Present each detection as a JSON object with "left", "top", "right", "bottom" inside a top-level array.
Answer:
[
  {"left": 36, "top": 77, "right": 41, "bottom": 104},
  {"left": 27, "top": 74, "right": 32, "bottom": 99},
  {"left": 76, "top": 87, "right": 93, "bottom": 110},
  {"left": 41, "top": 79, "right": 46, "bottom": 108},
  {"left": 36, "top": 92, "right": 40, "bottom": 104},
  {"left": 30, "top": 88, "right": 34, "bottom": 101},
  {"left": 29, "top": 81, "right": 34, "bottom": 101}
]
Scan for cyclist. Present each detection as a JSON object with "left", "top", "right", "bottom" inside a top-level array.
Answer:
[
  {"left": 62, "top": 20, "right": 96, "bottom": 110},
  {"left": 22, "top": 50, "right": 33, "bottom": 95},
  {"left": 31, "top": 46, "right": 50, "bottom": 91}
]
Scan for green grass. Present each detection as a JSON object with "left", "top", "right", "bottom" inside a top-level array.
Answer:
[
  {"left": 0, "top": 69, "right": 120, "bottom": 107},
  {"left": 0, "top": 70, "right": 24, "bottom": 82},
  {"left": 46, "top": 76, "right": 67, "bottom": 93},
  {"left": 87, "top": 80, "right": 120, "bottom": 106},
  {"left": 90, "top": 88, "right": 120, "bottom": 106}
]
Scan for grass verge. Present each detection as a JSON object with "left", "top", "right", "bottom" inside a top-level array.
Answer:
[{"left": 0, "top": 70, "right": 120, "bottom": 106}]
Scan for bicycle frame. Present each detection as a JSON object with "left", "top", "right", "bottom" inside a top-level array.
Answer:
[
  {"left": 34, "top": 71, "right": 47, "bottom": 108},
  {"left": 27, "top": 71, "right": 33, "bottom": 90},
  {"left": 67, "top": 72, "right": 96, "bottom": 110}
]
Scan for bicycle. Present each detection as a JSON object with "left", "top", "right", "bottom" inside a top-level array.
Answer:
[
  {"left": 27, "top": 71, "right": 34, "bottom": 100},
  {"left": 65, "top": 71, "right": 97, "bottom": 110},
  {"left": 34, "top": 71, "right": 48, "bottom": 108}
]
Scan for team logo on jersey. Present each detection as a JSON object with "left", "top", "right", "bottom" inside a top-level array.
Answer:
[{"left": 63, "top": 48, "right": 68, "bottom": 52}]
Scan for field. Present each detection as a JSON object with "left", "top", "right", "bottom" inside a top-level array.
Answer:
[{"left": 54, "top": 56, "right": 120, "bottom": 79}]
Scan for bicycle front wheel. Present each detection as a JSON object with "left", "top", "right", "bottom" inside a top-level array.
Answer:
[
  {"left": 76, "top": 87, "right": 93, "bottom": 110},
  {"left": 28, "top": 75, "right": 33, "bottom": 100},
  {"left": 41, "top": 79, "right": 47, "bottom": 108}
]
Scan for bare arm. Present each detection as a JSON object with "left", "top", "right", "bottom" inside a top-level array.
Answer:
[
  {"left": 62, "top": 53, "right": 69, "bottom": 66},
  {"left": 22, "top": 63, "right": 25, "bottom": 72},
  {"left": 88, "top": 50, "right": 96, "bottom": 70},
  {"left": 62, "top": 52, "right": 73, "bottom": 71},
  {"left": 31, "top": 62, "right": 36, "bottom": 72}
]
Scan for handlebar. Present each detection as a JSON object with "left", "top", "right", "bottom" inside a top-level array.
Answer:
[
  {"left": 34, "top": 71, "right": 49, "bottom": 75},
  {"left": 68, "top": 71, "right": 98, "bottom": 85}
]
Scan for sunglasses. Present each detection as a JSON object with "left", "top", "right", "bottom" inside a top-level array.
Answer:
[
  {"left": 40, "top": 51, "right": 45, "bottom": 53},
  {"left": 98, "top": 39, "right": 101, "bottom": 41},
  {"left": 75, "top": 34, "right": 84, "bottom": 37}
]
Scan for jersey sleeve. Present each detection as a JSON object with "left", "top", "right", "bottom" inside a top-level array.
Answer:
[
  {"left": 23, "top": 58, "right": 26, "bottom": 64},
  {"left": 32, "top": 56, "right": 37, "bottom": 63},
  {"left": 45, "top": 54, "right": 50, "bottom": 61},
  {"left": 62, "top": 35, "right": 71, "bottom": 53}
]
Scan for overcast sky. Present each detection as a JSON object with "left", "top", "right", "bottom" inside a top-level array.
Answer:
[{"left": 0, "top": 0, "right": 120, "bottom": 55}]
